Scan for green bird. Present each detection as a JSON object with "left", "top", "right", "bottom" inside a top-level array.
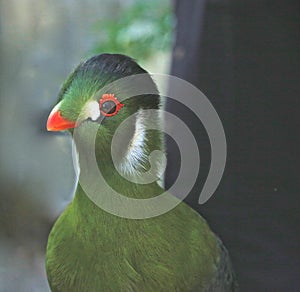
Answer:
[{"left": 46, "top": 54, "right": 237, "bottom": 291}]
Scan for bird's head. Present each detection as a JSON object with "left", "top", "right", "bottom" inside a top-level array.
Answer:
[
  {"left": 47, "top": 54, "right": 160, "bottom": 132},
  {"left": 47, "top": 54, "right": 164, "bottom": 187}
]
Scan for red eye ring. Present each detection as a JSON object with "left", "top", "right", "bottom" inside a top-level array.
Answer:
[{"left": 99, "top": 94, "right": 124, "bottom": 117}]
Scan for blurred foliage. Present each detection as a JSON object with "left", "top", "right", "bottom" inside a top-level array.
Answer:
[{"left": 91, "top": 0, "right": 174, "bottom": 61}]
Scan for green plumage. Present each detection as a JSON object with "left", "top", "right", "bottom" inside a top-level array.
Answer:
[
  {"left": 46, "top": 54, "right": 237, "bottom": 291},
  {"left": 47, "top": 185, "right": 219, "bottom": 291}
]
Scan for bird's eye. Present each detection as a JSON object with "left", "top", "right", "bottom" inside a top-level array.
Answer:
[
  {"left": 101, "top": 101, "right": 117, "bottom": 114},
  {"left": 99, "top": 94, "right": 124, "bottom": 117}
]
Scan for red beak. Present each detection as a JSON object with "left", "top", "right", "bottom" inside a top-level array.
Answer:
[{"left": 47, "top": 106, "right": 77, "bottom": 131}]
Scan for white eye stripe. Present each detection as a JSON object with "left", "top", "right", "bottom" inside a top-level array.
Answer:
[
  {"left": 117, "top": 109, "right": 165, "bottom": 187},
  {"left": 118, "top": 110, "right": 147, "bottom": 175}
]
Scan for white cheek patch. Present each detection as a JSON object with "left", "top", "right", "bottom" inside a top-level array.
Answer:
[{"left": 82, "top": 100, "right": 100, "bottom": 121}]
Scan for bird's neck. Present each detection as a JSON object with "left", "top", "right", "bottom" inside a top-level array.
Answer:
[
  {"left": 72, "top": 146, "right": 164, "bottom": 224},
  {"left": 72, "top": 109, "right": 165, "bottom": 218}
]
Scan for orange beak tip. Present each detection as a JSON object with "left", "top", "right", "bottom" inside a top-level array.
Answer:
[{"left": 46, "top": 109, "right": 77, "bottom": 132}]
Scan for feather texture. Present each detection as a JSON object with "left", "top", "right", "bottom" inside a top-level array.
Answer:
[{"left": 46, "top": 54, "right": 237, "bottom": 291}]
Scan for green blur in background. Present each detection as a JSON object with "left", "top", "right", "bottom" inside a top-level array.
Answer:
[{"left": 0, "top": 1, "right": 173, "bottom": 291}]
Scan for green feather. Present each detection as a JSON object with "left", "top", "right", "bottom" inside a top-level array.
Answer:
[
  {"left": 46, "top": 184, "right": 219, "bottom": 291},
  {"left": 46, "top": 54, "right": 237, "bottom": 291}
]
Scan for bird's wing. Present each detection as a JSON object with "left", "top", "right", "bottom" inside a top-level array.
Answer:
[{"left": 205, "top": 237, "right": 239, "bottom": 292}]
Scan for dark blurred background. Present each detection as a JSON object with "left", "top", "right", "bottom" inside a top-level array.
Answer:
[
  {"left": 166, "top": 1, "right": 300, "bottom": 291},
  {"left": 0, "top": 0, "right": 299, "bottom": 291}
]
